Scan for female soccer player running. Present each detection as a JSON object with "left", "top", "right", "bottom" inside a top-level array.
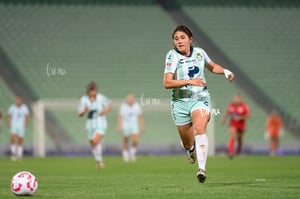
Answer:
[
  {"left": 78, "top": 82, "right": 112, "bottom": 169},
  {"left": 163, "top": 25, "right": 234, "bottom": 183},
  {"left": 6, "top": 96, "right": 30, "bottom": 161},
  {"left": 117, "top": 94, "right": 144, "bottom": 162}
]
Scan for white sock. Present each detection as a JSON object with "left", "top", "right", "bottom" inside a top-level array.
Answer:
[
  {"left": 10, "top": 144, "right": 17, "bottom": 156},
  {"left": 92, "top": 143, "right": 103, "bottom": 162},
  {"left": 122, "top": 150, "right": 129, "bottom": 162},
  {"left": 195, "top": 134, "right": 208, "bottom": 171},
  {"left": 129, "top": 147, "right": 137, "bottom": 161},
  {"left": 17, "top": 145, "right": 23, "bottom": 158},
  {"left": 130, "top": 147, "right": 137, "bottom": 157}
]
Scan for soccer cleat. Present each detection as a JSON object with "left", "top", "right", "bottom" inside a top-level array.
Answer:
[
  {"left": 197, "top": 169, "right": 206, "bottom": 183},
  {"left": 96, "top": 161, "right": 105, "bottom": 169},
  {"left": 186, "top": 147, "right": 196, "bottom": 164}
]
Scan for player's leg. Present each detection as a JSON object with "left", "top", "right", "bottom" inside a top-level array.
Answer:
[
  {"left": 16, "top": 128, "right": 25, "bottom": 160},
  {"left": 130, "top": 133, "right": 139, "bottom": 161},
  {"left": 122, "top": 136, "right": 130, "bottom": 162},
  {"left": 10, "top": 133, "right": 17, "bottom": 160},
  {"left": 191, "top": 109, "right": 210, "bottom": 183},
  {"left": 228, "top": 126, "right": 237, "bottom": 158},
  {"left": 172, "top": 100, "right": 196, "bottom": 163},
  {"left": 177, "top": 123, "right": 196, "bottom": 163},
  {"left": 90, "top": 131, "right": 105, "bottom": 169},
  {"left": 16, "top": 136, "right": 24, "bottom": 160},
  {"left": 270, "top": 136, "right": 278, "bottom": 156},
  {"left": 236, "top": 130, "right": 244, "bottom": 156},
  {"left": 274, "top": 136, "right": 279, "bottom": 155}
]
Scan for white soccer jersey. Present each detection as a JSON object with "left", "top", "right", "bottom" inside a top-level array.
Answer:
[
  {"left": 119, "top": 102, "right": 142, "bottom": 127},
  {"left": 164, "top": 47, "right": 211, "bottom": 101},
  {"left": 78, "top": 93, "right": 111, "bottom": 129},
  {"left": 7, "top": 104, "right": 29, "bottom": 128}
]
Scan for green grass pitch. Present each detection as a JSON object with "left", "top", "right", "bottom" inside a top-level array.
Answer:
[{"left": 1, "top": 156, "right": 300, "bottom": 199}]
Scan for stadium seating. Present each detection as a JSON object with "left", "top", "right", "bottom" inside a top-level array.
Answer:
[{"left": 0, "top": 0, "right": 298, "bottom": 154}]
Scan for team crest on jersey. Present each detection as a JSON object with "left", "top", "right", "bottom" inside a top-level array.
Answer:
[{"left": 196, "top": 53, "right": 202, "bottom": 60}]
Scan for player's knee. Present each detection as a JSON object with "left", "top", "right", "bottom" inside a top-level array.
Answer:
[{"left": 193, "top": 124, "right": 206, "bottom": 135}]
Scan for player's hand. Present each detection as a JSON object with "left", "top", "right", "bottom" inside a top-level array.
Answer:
[
  {"left": 228, "top": 73, "right": 235, "bottom": 82},
  {"left": 224, "top": 69, "right": 234, "bottom": 82},
  {"left": 189, "top": 78, "right": 206, "bottom": 87},
  {"left": 99, "top": 110, "right": 107, "bottom": 116}
]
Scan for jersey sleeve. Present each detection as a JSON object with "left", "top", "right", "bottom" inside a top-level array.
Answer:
[
  {"left": 201, "top": 49, "right": 212, "bottom": 65},
  {"left": 164, "top": 50, "right": 178, "bottom": 74},
  {"left": 119, "top": 104, "right": 125, "bottom": 116},
  {"left": 101, "top": 94, "right": 111, "bottom": 107},
  {"left": 7, "top": 105, "right": 13, "bottom": 115},
  {"left": 78, "top": 96, "right": 86, "bottom": 113}
]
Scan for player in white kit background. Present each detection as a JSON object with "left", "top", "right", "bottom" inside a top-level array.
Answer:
[
  {"left": 6, "top": 96, "right": 30, "bottom": 161},
  {"left": 117, "top": 94, "right": 144, "bottom": 162},
  {"left": 79, "top": 82, "right": 112, "bottom": 169}
]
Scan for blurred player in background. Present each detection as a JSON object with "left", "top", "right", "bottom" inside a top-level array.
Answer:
[
  {"left": 6, "top": 96, "right": 30, "bottom": 161},
  {"left": 164, "top": 25, "right": 234, "bottom": 183},
  {"left": 222, "top": 94, "right": 250, "bottom": 158},
  {"left": 117, "top": 94, "right": 144, "bottom": 162},
  {"left": 78, "top": 82, "right": 112, "bottom": 169},
  {"left": 265, "top": 110, "right": 282, "bottom": 156}
]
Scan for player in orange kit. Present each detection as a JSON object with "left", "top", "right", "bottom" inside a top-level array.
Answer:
[
  {"left": 265, "top": 110, "right": 282, "bottom": 156},
  {"left": 222, "top": 94, "right": 250, "bottom": 158}
]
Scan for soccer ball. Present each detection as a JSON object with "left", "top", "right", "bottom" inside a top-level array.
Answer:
[{"left": 11, "top": 171, "right": 38, "bottom": 196}]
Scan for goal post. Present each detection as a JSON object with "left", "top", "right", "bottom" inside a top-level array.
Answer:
[
  {"left": 32, "top": 100, "right": 46, "bottom": 158},
  {"left": 31, "top": 98, "right": 216, "bottom": 157}
]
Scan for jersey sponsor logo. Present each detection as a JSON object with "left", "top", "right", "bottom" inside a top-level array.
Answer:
[
  {"left": 188, "top": 66, "right": 200, "bottom": 78},
  {"left": 166, "top": 62, "right": 171, "bottom": 67},
  {"left": 204, "top": 101, "right": 209, "bottom": 106},
  {"left": 184, "top": 59, "right": 197, "bottom": 64}
]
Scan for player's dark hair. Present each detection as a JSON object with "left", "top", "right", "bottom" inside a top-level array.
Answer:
[
  {"left": 172, "top": 25, "right": 193, "bottom": 39},
  {"left": 86, "top": 81, "right": 97, "bottom": 94}
]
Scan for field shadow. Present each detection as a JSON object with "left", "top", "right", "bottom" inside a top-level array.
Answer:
[{"left": 206, "top": 181, "right": 254, "bottom": 187}]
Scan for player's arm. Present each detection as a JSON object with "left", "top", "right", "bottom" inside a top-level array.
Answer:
[
  {"left": 240, "top": 111, "right": 250, "bottom": 121},
  {"left": 163, "top": 73, "right": 206, "bottom": 89},
  {"left": 205, "top": 61, "right": 234, "bottom": 82},
  {"left": 25, "top": 114, "right": 30, "bottom": 128},
  {"left": 221, "top": 109, "right": 229, "bottom": 125},
  {"left": 117, "top": 114, "right": 123, "bottom": 133},
  {"left": 78, "top": 97, "right": 89, "bottom": 117},
  {"left": 100, "top": 103, "right": 112, "bottom": 116},
  {"left": 139, "top": 113, "right": 144, "bottom": 133},
  {"left": 6, "top": 113, "right": 11, "bottom": 128},
  {"left": 79, "top": 106, "right": 89, "bottom": 117}
]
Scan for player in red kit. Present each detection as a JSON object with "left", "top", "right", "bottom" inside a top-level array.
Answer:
[{"left": 221, "top": 94, "right": 250, "bottom": 158}]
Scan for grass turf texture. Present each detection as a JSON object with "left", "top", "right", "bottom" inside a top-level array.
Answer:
[{"left": 0, "top": 156, "right": 299, "bottom": 199}]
